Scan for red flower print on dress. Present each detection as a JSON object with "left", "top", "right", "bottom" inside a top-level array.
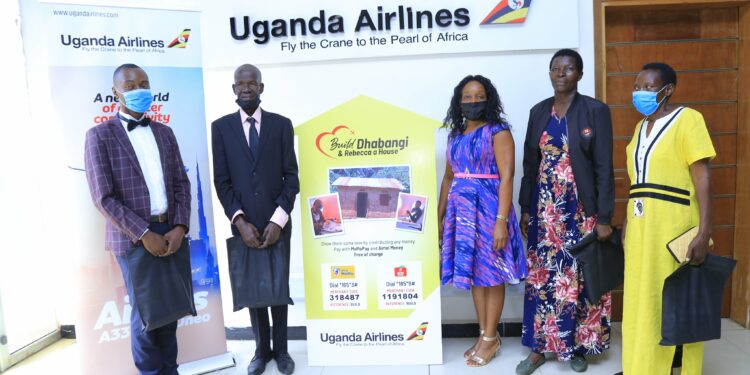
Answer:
[
  {"left": 554, "top": 155, "right": 574, "bottom": 183},
  {"left": 576, "top": 325, "right": 598, "bottom": 348},
  {"left": 539, "top": 131, "right": 551, "bottom": 147},
  {"left": 527, "top": 266, "right": 550, "bottom": 289},
  {"left": 542, "top": 313, "right": 561, "bottom": 338},
  {"left": 554, "top": 270, "right": 578, "bottom": 305},
  {"left": 583, "top": 218, "right": 596, "bottom": 234},
  {"left": 545, "top": 333, "right": 567, "bottom": 354},
  {"left": 545, "top": 227, "right": 564, "bottom": 252},
  {"left": 542, "top": 201, "right": 561, "bottom": 224},
  {"left": 552, "top": 182, "right": 565, "bottom": 198},
  {"left": 583, "top": 305, "right": 603, "bottom": 327}
]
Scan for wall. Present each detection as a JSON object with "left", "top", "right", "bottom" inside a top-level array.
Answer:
[{"left": 4, "top": 0, "right": 596, "bottom": 329}]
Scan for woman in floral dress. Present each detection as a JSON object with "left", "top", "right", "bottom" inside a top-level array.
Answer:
[{"left": 516, "top": 49, "right": 615, "bottom": 374}]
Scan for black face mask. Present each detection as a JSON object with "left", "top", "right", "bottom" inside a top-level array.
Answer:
[
  {"left": 461, "top": 101, "right": 487, "bottom": 121},
  {"left": 235, "top": 97, "right": 261, "bottom": 113}
]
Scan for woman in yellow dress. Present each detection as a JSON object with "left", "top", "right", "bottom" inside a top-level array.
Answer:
[{"left": 620, "top": 62, "right": 715, "bottom": 374}]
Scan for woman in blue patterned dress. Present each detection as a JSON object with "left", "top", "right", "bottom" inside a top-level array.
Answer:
[
  {"left": 438, "top": 75, "right": 527, "bottom": 367},
  {"left": 515, "top": 49, "right": 615, "bottom": 375}
]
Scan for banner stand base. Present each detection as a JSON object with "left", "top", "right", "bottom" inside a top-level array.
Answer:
[{"left": 178, "top": 352, "right": 235, "bottom": 375}]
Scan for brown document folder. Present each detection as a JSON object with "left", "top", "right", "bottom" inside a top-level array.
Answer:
[{"left": 666, "top": 227, "right": 714, "bottom": 263}]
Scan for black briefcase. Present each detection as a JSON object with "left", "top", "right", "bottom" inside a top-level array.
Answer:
[
  {"left": 660, "top": 254, "right": 736, "bottom": 346},
  {"left": 126, "top": 238, "right": 196, "bottom": 332},
  {"left": 568, "top": 228, "right": 624, "bottom": 303},
  {"left": 226, "top": 236, "right": 293, "bottom": 311}
]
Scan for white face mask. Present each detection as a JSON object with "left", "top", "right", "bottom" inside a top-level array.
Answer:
[{"left": 319, "top": 207, "right": 324, "bottom": 212}]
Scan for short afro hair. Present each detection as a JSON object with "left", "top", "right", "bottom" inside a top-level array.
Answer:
[
  {"left": 642, "top": 62, "right": 677, "bottom": 86},
  {"left": 113, "top": 63, "right": 142, "bottom": 82},
  {"left": 549, "top": 49, "right": 583, "bottom": 73}
]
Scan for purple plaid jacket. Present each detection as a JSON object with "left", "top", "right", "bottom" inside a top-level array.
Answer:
[{"left": 84, "top": 117, "right": 191, "bottom": 255}]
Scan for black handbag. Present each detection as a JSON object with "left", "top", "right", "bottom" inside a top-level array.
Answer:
[
  {"left": 126, "top": 238, "right": 196, "bottom": 332},
  {"left": 226, "top": 236, "right": 293, "bottom": 311},
  {"left": 568, "top": 228, "right": 624, "bottom": 303},
  {"left": 660, "top": 254, "right": 736, "bottom": 345}
]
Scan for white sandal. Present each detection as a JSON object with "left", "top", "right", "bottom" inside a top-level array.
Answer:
[
  {"left": 467, "top": 335, "right": 500, "bottom": 367},
  {"left": 463, "top": 329, "right": 484, "bottom": 359}
]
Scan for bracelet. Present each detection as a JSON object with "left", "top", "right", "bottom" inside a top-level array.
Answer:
[{"left": 496, "top": 214, "right": 508, "bottom": 222}]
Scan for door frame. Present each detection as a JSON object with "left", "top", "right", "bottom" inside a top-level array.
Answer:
[
  {"left": 593, "top": 0, "right": 750, "bottom": 327},
  {"left": 0, "top": 288, "right": 60, "bottom": 372},
  {"left": 356, "top": 191, "right": 369, "bottom": 218},
  {"left": 0, "top": 289, "right": 8, "bottom": 372}
]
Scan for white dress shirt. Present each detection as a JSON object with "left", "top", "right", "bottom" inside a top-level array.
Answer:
[
  {"left": 231, "top": 107, "right": 289, "bottom": 228},
  {"left": 118, "top": 111, "right": 168, "bottom": 216}
]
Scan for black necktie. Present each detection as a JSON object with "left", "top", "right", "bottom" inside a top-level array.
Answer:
[
  {"left": 119, "top": 113, "right": 151, "bottom": 132},
  {"left": 249, "top": 117, "right": 259, "bottom": 159}
]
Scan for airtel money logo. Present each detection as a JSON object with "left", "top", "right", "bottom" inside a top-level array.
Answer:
[{"left": 481, "top": 0, "right": 532, "bottom": 25}]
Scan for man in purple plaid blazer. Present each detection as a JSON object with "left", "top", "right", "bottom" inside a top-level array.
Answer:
[{"left": 84, "top": 63, "right": 191, "bottom": 375}]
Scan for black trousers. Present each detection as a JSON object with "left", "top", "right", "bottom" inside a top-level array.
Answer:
[{"left": 249, "top": 305, "right": 288, "bottom": 358}]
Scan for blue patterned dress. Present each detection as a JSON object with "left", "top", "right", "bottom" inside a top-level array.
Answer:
[
  {"left": 521, "top": 111, "right": 611, "bottom": 360},
  {"left": 441, "top": 123, "right": 527, "bottom": 290}
]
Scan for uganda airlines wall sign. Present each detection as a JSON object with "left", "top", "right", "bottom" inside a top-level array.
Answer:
[
  {"left": 203, "top": 0, "right": 577, "bottom": 65},
  {"left": 295, "top": 96, "right": 442, "bottom": 365}
]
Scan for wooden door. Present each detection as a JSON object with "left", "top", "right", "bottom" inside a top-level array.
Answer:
[
  {"left": 603, "top": 6, "right": 740, "bottom": 320},
  {"left": 357, "top": 192, "right": 369, "bottom": 218}
]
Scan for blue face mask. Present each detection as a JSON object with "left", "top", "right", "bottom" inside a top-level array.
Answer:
[
  {"left": 632, "top": 86, "right": 668, "bottom": 116},
  {"left": 120, "top": 88, "right": 153, "bottom": 114}
]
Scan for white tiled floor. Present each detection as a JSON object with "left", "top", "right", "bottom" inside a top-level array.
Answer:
[{"left": 5, "top": 320, "right": 750, "bottom": 375}]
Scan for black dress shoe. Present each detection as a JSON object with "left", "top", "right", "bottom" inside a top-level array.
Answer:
[
  {"left": 247, "top": 355, "right": 271, "bottom": 375},
  {"left": 275, "top": 351, "right": 295, "bottom": 375}
]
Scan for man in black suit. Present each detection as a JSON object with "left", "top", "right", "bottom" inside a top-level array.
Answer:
[{"left": 211, "top": 64, "right": 299, "bottom": 375}]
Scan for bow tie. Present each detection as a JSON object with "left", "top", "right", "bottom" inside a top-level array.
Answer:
[{"left": 118, "top": 114, "right": 151, "bottom": 132}]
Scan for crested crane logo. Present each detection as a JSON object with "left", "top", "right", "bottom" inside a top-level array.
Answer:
[
  {"left": 168, "top": 29, "right": 192, "bottom": 48},
  {"left": 481, "top": 0, "right": 532, "bottom": 25},
  {"left": 406, "top": 322, "right": 429, "bottom": 341}
]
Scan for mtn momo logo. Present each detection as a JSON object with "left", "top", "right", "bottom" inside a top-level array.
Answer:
[
  {"left": 481, "top": 0, "right": 532, "bottom": 25},
  {"left": 168, "top": 29, "right": 191, "bottom": 48},
  {"left": 331, "top": 265, "right": 356, "bottom": 279}
]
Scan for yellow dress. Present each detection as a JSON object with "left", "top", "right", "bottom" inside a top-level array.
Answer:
[{"left": 622, "top": 107, "right": 716, "bottom": 375}]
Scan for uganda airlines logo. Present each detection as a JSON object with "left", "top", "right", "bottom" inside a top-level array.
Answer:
[
  {"left": 406, "top": 322, "right": 429, "bottom": 341},
  {"left": 168, "top": 29, "right": 191, "bottom": 48},
  {"left": 481, "top": 0, "right": 532, "bottom": 25}
]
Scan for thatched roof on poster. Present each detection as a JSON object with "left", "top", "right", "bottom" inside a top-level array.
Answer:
[{"left": 332, "top": 177, "right": 404, "bottom": 190}]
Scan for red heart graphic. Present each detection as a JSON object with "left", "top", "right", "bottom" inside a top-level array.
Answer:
[{"left": 316, "top": 125, "right": 353, "bottom": 159}]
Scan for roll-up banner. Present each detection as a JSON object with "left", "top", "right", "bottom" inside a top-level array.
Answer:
[{"left": 19, "top": 2, "right": 232, "bottom": 373}]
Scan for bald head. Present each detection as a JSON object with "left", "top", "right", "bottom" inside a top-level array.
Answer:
[
  {"left": 233, "top": 63, "right": 264, "bottom": 111},
  {"left": 234, "top": 64, "right": 262, "bottom": 83}
]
